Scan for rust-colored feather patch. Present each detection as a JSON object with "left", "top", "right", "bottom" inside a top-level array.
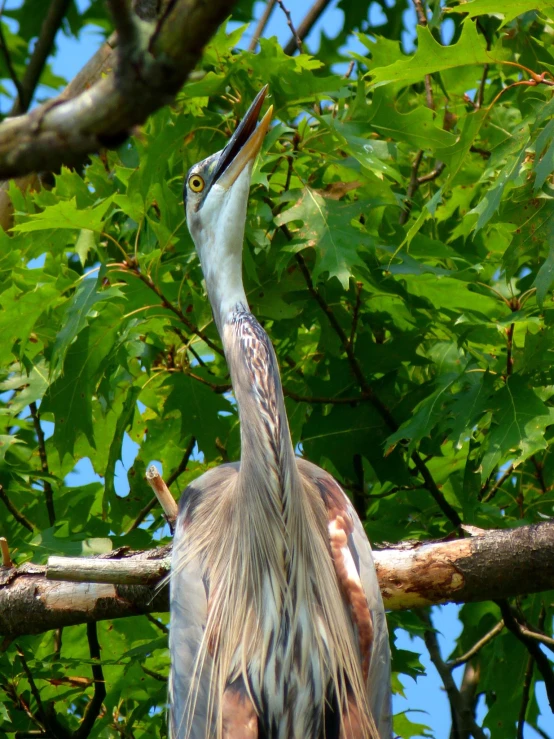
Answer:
[
  {"left": 320, "top": 474, "right": 373, "bottom": 684},
  {"left": 222, "top": 682, "right": 258, "bottom": 738},
  {"left": 340, "top": 694, "right": 365, "bottom": 739}
]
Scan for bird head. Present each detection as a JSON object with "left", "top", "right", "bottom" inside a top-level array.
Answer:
[{"left": 184, "top": 86, "right": 273, "bottom": 270}]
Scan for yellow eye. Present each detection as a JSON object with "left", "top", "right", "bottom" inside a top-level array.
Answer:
[{"left": 189, "top": 174, "right": 205, "bottom": 193}]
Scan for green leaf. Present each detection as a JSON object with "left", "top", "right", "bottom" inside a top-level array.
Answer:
[
  {"left": 42, "top": 305, "right": 121, "bottom": 461},
  {"left": 275, "top": 188, "right": 369, "bottom": 288},
  {"left": 103, "top": 385, "right": 142, "bottom": 514},
  {"left": 51, "top": 274, "right": 123, "bottom": 378},
  {"left": 481, "top": 376, "right": 554, "bottom": 480},
  {"left": 12, "top": 196, "right": 113, "bottom": 233},
  {"left": 368, "top": 89, "right": 456, "bottom": 150},
  {"left": 447, "top": 0, "right": 554, "bottom": 25},
  {"left": 369, "top": 22, "right": 503, "bottom": 89}
]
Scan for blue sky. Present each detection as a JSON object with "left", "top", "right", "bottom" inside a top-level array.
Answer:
[{"left": 7, "top": 0, "right": 553, "bottom": 736}]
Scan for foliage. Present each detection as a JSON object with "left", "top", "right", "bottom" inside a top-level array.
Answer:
[{"left": 0, "top": 0, "right": 553, "bottom": 737}]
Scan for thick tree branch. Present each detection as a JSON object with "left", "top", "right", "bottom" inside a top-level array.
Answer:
[
  {"left": 2, "top": 522, "right": 554, "bottom": 638},
  {"left": 0, "top": 0, "right": 237, "bottom": 180}
]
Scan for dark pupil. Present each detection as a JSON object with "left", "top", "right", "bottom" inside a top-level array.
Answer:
[{"left": 193, "top": 178, "right": 200, "bottom": 187}]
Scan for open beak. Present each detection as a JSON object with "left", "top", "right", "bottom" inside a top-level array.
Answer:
[{"left": 211, "top": 85, "right": 273, "bottom": 190}]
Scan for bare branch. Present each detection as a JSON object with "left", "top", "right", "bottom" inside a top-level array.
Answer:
[
  {"left": 283, "top": 0, "right": 333, "bottom": 55},
  {"left": 0, "top": 536, "right": 12, "bottom": 567},
  {"left": 0, "top": 0, "right": 238, "bottom": 180},
  {"left": 29, "top": 401, "right": 55, "bottom": 527},
  {"left": 73, "top": 623, "right": 106, "bottom": 739},
  {"left": 0, "top": 484, "right": 35, "bottom": 532},
  {"left": 11, "top": 0, "right": 72, "bottom": 115},
  {"left": 248, "top": 0, "right": 277, "bottom": 51},
  {"left": 127, "top": 435, "right": 196, "bottom": 532},
  {"left": 419, "top": 609, "right": 487, "bottom": 739},
  {"left": 3, "top": 523, "right": 554, "bottom": 638},
  {"left": 447, "top": 620, "right": 504, "bottom": 668},
  {"left": 399, "top": 149, "right": 424, "bottom": 226},
  {"left": 276, "top": 0, "right": 303, "bottom": 53},
  {"left": 145, "top": 465, "right": 179, "bottom": 524},
  {"left": 495, "top": 600, "right": 554, "bottom": 712}
]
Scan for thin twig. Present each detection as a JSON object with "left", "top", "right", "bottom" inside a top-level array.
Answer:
[
  {"left": 145, "top": 465, "right": 178, "bottom": 525},
  {"left": 506, "top": 322, "right": 515, "bottom": 378},
  {"left": 344, "top": 60, "right": 355, "bottom": 79},
  {"left": 73, "top": 623, "right": 106, "bottom": 739},
  {"left": 520, "top": 626, "right": 554, "bottom": 652},
  {"left": 481, "top": 463, "right": 515, "bottom": 503},
  {"left": 447, "top": 620, "right": 504, "bottom": 668},
  {"left": 531, "top": 455, "right": 548, "bottom": 494},
  {"left": 0, "top": 485, "right": 35, "bottom": 532},
  {"left": 276, "top": 0, "right": 303, "bottom": 53},
  {"left": 283, "top": 0, "right": 333, "bottom": 55},
  {"left": 495, "top": 600, "right": 554, "bottom": 712},
  {"left": 418, "top": 610, "right": 487, "bottom": 739},
  {"left": 293, "top": 250, "right": 462, "bottom": 529},
  {"left": 145, "top": 613, "right": 169, "bottom": 633},
  {"left": 10, "top": 0, "right": 72, "bottom": 115},
  {"left": 119, "top": 262, "right": 224, "bottom": 356},
  {"left": 127, "top": 436, "right": 196, "bottom": 532},
  {"left": 349, "top": 281, "right": 363, "bottom": 348},
  {"left": 0, "top": 536, "right": 12, "bottom": 567},
  {"left": 475, "top": 64, "right": 489, "bottom": 109},
  {"left": 248, "top": 0, "right": 277, "bottom": 51},
  {"left": 518, "top": 606, "right": 545, "bottom": 738},
  {"left": 16, "top": 645, "right": 69, "bottom": 738},
  {"left": 284, "top": 388, "right": 365, "bottom": 405},
  {"left": 417, "top": 161, "right": 445, "bottom": 184},
  {"left": 399, "top": 149, "right": 424, "bottom": 225},
  {"left": 29, "top": 402, "right": 55, "bottom": 527}
]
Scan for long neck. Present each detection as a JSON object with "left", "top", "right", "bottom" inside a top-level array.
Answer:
[{"left": 204, "top": 256, "right": 300, "bottom": 502}]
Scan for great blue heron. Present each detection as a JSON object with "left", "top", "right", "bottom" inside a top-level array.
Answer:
[{"left": 170, "top": 86, "right": 392, "bottom": 739}]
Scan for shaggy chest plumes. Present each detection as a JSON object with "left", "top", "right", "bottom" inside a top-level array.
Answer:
[{"left": 170, "top": 309, "right": 377, "bottom": 739}]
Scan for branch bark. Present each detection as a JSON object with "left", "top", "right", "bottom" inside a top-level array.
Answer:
[
  {"left": 2, "top": 522, "right": 554, "bottom": 639},
  {"left": 0, "top": 0, "right": 236, "bottom": 180}
]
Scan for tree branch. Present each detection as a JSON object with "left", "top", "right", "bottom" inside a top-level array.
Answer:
[
  {"left": 248, "top": 0, "right": 277, "bottom": 51},
  {"left": 2, "top": 522, "right": 554, "bottom": 638},
  {"left": 276, "top": 0, "right": 303, "bottom": 53},
  {"left": 283, "top": 0, "right": 333, "bottom": 55},
  {"left": 447, "top": 620, "right": 504, "bottom": 669},
  {"left": 293, "top": 251, "right": 462, "bottom": 529},
  {"left": 419, "top": 609, "right": 487, "bottom": 739},
  {"left": 0, "top": 0, "right": 237, "bottom": 180},
  {"left": 127, "top": 435, "right": 196, "bottom": 532},
  {"left": 10, "top": 0, "right": 72, "bottom": 115},
  {"left": 495, "top": 599, "right": 554, "bottom": 712},
  {"left": 73, "top": 623, "right": 106, "bottom": 739},
  {"left": 0, "top": 484, "right": 35, "bottom": 532},
  {"left": 29, "top": 401, "right": 55, "bottom": 527}
]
